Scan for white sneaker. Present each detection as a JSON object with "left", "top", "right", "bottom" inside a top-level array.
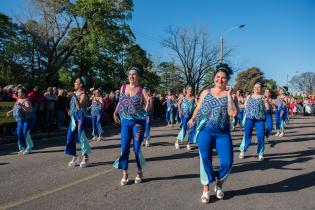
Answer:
[
  {"left": 175, "top": 143, "right": 180, "bottom": 149},
  {"left": 214, "top": 185, "right": 224, "bottom": 199},
  {"left": 279, "top": 132, "right": 284, "bottom": 137},
  {"left": 80, "top": 158, "right": 90, "bottom": 168},
  {"left": 258, "top": 155, "right": 264, "bottom": 161},
  {"left": 275, "top": 131, "right": 280, "bottom": 136},
  {"left": 134, "top": 173, "right": 143, "bottom": 184},
  {"left": 239, "top": 152, "right": 245, "bottom": 159},
  {"left": 97, "top": 136, "right": 102, "bottom": 142},
  {"left": 18, "top": 149, "right": 25, "bottom": 155},
  {"left": 145, "top": 141, "right": 150, "bottom": 147},
  {"left": 121, "top": 174, "right": 129, "bottom": 186},
  {"left": 23, "top": 149, "right": 32, "bottom": 155},
  {"left": 92, "top": 136, "right": 97, "bottom": 141},
  {"left": 254, "top": 139, "right": 258, "bottom": 144},
  {"left": 187, "top": 144, "right": 191, "bottom": 151},
  {"left": 201, "top": 191, "right": 210, "bottom": 203},
  {"left": 68, "top": 156, "right": 80, "bottom": 167}
]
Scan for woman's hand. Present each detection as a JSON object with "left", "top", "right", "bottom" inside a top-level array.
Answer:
[
  {"left": 113, "top": 113, "right": 120, "bottom": 124},
  {"left": 6, "top": 111, "right": 11, "bottom": 117},
  {"left": 144, "top": 95, "right": 153, "bottom": 112},
  {"left": 188, "top": 118, "right": 195, "bottom": 127},
  {"left": 146, "top": 96, "right": 152, "bottom": 104},
  {"left": 226, "top": 86, "right": 232, "bottom": 97}
]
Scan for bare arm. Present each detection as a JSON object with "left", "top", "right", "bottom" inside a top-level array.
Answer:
[
  {"left": 283, "top": 97, "right": 289, "bottom": 106},
  {"left": 99, "top": 98, "right": 104, "bottom": 106},
  {"left": 6, "top": 109, "right": 13, "bottom": 116},
  {"left": 178, "top": 98, "right": 183, "bottom": 116},
  {"left": 20, "top": 100, "right": 33, "bottom": 112},
  {"left": 113, "top": 101, "right": 120, "bottom": 115},
  {"left": 227, "top": 90, "right": 238, "bottom": 117},
  {"left": 238, "top": 97, "right": 245, "bottom": 109},
  {"left": 74, "top": 92, "right": 87, "bottom": 110},
  {"left": 188, "top": 90, "right": 208, "bottom": 126},
  {"left": 143, "top": 91, "right": 153, "bottom": 112},
  {"left": 244, "top": 95, "right": 250, "bottom": 109},
  {"left": 264, "top": 97, "right": 270, "bottom": 110}
]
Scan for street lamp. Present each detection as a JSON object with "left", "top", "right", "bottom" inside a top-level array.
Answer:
[{"left": 220, "top": 24, "right": 245, "bottom": 64}]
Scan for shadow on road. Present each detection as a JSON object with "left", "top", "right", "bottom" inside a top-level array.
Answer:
[
  {"left": 287, "top": 125, "right": 315, "bottom": 129},
  {"left": 87, "top": 150, "right": 200, "bottom": 168},
  {"left": 143, "top": 173, "right": 199, "bottom": 183},
  {"left": 0, "top": 162, "right": 8, "bottom": 165},
  {"left": 231, "top": 148, "right": 315, "bottom": 174},
  {"left": 224, "top": 171, "right": 315, "bottom": 199},
  {"left": 269, "top": 136, "right": 315, "bottom": 148}
]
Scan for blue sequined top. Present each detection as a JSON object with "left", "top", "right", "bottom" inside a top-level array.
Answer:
[
  {"left": 238, "top": 97, "right": 245, "bottom": 111},
  {"left": 245, "top": 95, "right": 266, "bottom": 120},
  {"left": 69, "top": 93, "right": 88, "bottom": 119},
  {"left": 91, "top": 98, "right": 104, "bottom": 116},
  {"left": 196, "top": 90, "right": 230, "bottom": 134},
  {"left": 12, "top": 104, "right": 25, "bottom": 121},
  {"left": 275, "top": 98, "right": 287, "bottom": 110},
  {"left": 166, "top": 96, "right": 175, "bottom": 111},
  {"left": 265, "top": 98, "right": 273, "bottom": 111},
  {"left": 118, "top": 85, "right": 146, "bottom": 120},
  {"left": 12, "top": 100, "right": 35, "bottom": 121},
  {"left": 180, "top": 97, "right": 196, "bottom": 118}
]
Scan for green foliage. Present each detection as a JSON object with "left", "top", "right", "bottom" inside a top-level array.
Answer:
[
  {"left": 263, "top": 79, "right": 278, "bottom": 97},
  {"left": 0, "top": 0, "right": 161, "bottom": 92},
  {"left": 141, "top": 68, "right": 161, "bottom": 92},
  {"left": 234, "top": 67, "right": 265, "bottom": 94},
  {"left": 234, "top": 67, "right": 279, "bottom": 97},
  {"left": 156, "top": 62, "right": 185, "bottom": 94},
  {"left": 58, "top": 68, "right": 75, "bottom": 89},
  {"left": 0, "top": 13, "right": 30, "bottom": 85},
  {"left": 200, "top": 69, "right": 215, "bottom": 91}
]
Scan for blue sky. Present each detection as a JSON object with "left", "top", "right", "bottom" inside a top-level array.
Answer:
[{"left": 1, "top": 0, "right": 315, "bottom": 86}]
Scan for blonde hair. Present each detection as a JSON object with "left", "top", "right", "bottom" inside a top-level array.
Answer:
[{"left": 58, "top": 89, "right": 66, "bottom": 97}]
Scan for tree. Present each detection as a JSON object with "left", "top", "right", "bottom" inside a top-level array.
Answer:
[
  {"left": 264, "top": 79, "right": 278, "bottom": 97},
  {"left": 290, "top": 72, "right": 315, "bottom": 95},
  {"left": 0, "top": 1, "right": 160, "bottom": 91},
  {"left": 234, "top": 67, "right": 265, "bottom": 94},
  {"left": 162, "top": 26, "right": 229, "bottom": 93},
  {"left": 18, "top": 0, "right": 134, "bottom": 86},
  {"left": 0, "top": 13, "right": 30, "bottom": 85},
  {"left": 156, "top": 62, "right": 184, "bottom": 94}
]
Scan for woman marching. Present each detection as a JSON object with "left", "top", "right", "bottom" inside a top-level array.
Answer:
[
  {"left": 165, "top": 91, "right": 175, "bottom": 127},
  {"left": 65, "top": 77, "right": 91, "bottom": 168},
  {"left": 274, "top": 87, "right": 289, "bottom": 137},
  {"left": 143, "top": 87, "right": 153, "bottom": 147},
  {"left": 113, "top": 66, "right": 153, "bottom": 186},
  {"left": 7, "top": 87, "right": 36, "bottom": 154},
  {"left": 188, "top": 64, "right": 238, "bottom": 203},
  {"left": 232, "top": 90, "right": 245, "bottom": 130},
  {"left": 175, "top": 85, "right": 196, "bottom": 150},
  {"left": 90, "top": 89, "right": 104, "bottom": 141},
  {"left": 264, "top": 89, "right": 273, "bottom": 141},
  {"left": 239, "top": 82, "right": 266, "bottom": 161}
]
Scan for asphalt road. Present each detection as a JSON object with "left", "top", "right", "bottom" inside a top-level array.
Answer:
[{"left": 0, "top": 116, "right": 314, "bottom": 210}]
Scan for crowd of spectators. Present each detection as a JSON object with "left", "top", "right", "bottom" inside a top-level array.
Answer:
[{"left": 0, "top": 84, "right": 169, "bottom": 137}]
